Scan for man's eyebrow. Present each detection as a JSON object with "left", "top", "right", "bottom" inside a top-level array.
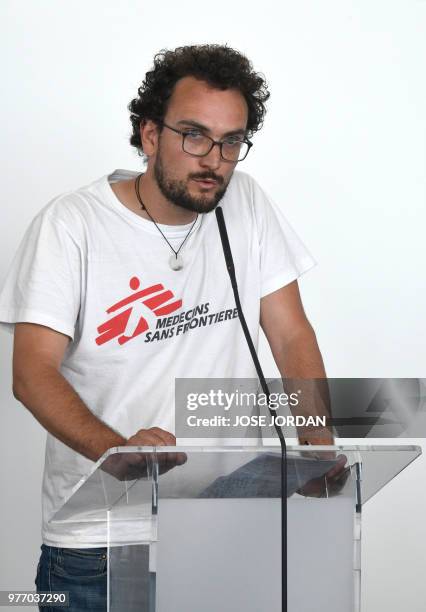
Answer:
[{"left": 176, "top": 119, "right": 247, "bottom": 137}]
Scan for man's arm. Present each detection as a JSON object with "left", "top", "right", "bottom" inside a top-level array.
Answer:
[
  {"left": 12, "top": 323, "right": 175, "bottom": 462},
  {"left": 260, "top": 280, "right": 333, "bottom": 444}
]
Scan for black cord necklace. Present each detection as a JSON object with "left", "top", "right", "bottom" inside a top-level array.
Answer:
[{"left": 134, "top": 173, "right": 199, "bottom": 271}]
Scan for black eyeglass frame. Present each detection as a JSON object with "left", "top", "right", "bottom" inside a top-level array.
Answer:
[{"left": 158, "top": 121, "right": 253, "bottom": 162}]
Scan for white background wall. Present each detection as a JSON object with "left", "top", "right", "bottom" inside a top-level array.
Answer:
[{"left": 1, "top": 1, "right": 425, "bottom": 610}]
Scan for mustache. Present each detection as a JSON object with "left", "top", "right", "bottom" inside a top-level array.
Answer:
[{"left": 189, "top": 173, "right": 223, "bottom": 184}]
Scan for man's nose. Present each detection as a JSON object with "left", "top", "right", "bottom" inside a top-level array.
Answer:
[{"left": 198, "top": 142, "right": 222, "bottom": 170}]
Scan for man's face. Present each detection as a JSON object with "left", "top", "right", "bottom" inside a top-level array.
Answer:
[{"left": 149, "top": 76, "right": 249, "bottom": 214}]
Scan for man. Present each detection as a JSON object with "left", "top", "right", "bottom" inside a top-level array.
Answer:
[{"left": 0, "top": 44, "right": 344, "bottom": 610}]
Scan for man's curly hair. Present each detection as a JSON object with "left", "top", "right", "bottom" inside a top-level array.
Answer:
[{"left": 128, "top": 44, "right": 270, "bottom": 157}]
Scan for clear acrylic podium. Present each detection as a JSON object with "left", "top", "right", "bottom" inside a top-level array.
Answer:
[{"left": 50, "top": 445, "right": 421, "bottom": 612}]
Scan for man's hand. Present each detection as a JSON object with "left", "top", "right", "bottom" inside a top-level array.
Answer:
[
  {"left": 296, "top": 426, "right": 349, "bottom": 497},
  {"left": 296, "top": 447, "right": 349, "bottom": 497},
  {"left": 126, "top": 427, "right": 177, "bottom": 447},
  {"left": 127, "top": 427, "right": 187, "bottom": 476},
  {"left": 101, "top": 427, "right": 187, "bottom": 481}
]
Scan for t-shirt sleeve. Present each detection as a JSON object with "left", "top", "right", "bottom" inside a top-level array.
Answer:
[
  {"left": 251, "top": 178, "right": 317, "bottom": 298},
  {"left": 0, "top": 211, "right": 81, "bottom": 340}
]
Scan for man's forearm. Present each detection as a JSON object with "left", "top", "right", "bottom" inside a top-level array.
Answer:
[
  {"left": 274, "top": 327, "right": 334, "bottom": 444},
  {"left": 13, "top": 365, "right": 126, "bottom": 462}
]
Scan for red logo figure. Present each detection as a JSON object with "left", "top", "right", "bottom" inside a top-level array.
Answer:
[{"left": 95, "top": 276, "right": 182, "bottom": 346}]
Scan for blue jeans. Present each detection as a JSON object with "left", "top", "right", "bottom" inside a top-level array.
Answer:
[
  {"left": 35, "top": 544, "right": 151, "bottom": 611},
  {"left": 35, "top": 544, "right": 107, "bottom": 611}
]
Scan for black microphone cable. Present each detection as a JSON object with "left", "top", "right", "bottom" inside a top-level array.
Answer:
[{"left": 215, "top": 205, "right": 288, "bottom": 612}]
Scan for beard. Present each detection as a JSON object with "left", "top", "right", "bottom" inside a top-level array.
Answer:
[{"left": 153, "top": 150, "right": 231, "bottom": 214}]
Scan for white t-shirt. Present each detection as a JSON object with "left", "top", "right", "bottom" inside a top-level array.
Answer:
[{"left": 0, "top": 168, "right": 316, "bottom": 546}]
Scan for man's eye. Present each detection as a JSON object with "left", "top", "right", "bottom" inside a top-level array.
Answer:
[
  {"left": 185, "top": 131, "right": 203, "bottom": 139},
  {"left": 224, "top": 137, "right": 243, "bottom": 146}
]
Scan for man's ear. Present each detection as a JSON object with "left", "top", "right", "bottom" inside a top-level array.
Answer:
[{"left": 140, "top": 119, "right": 160, "bottom": 157}]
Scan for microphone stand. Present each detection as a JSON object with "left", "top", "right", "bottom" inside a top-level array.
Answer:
[{"left": 215, "top": 206, "right": 288, "bottom": 612}]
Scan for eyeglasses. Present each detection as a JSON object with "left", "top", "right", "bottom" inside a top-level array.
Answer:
[{"left": 158, "top": 121, "right": 253, "bottom": 162}]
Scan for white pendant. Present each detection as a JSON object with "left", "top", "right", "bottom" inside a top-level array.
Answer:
[{"left": 169, "top": 253, "right": 184, "bottom": 271}]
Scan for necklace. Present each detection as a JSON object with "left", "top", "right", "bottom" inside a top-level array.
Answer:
[{"left": 134, "top": 173, "right": 199, "bottom": 271}]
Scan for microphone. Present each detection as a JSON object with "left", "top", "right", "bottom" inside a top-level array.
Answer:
[{"left": 215, "top": 205, "right": 288, "bottom": 612}]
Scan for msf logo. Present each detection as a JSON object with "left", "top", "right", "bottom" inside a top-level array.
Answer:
[{"left": 95, "top": 276, "right": 182, "bottom": 346}]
